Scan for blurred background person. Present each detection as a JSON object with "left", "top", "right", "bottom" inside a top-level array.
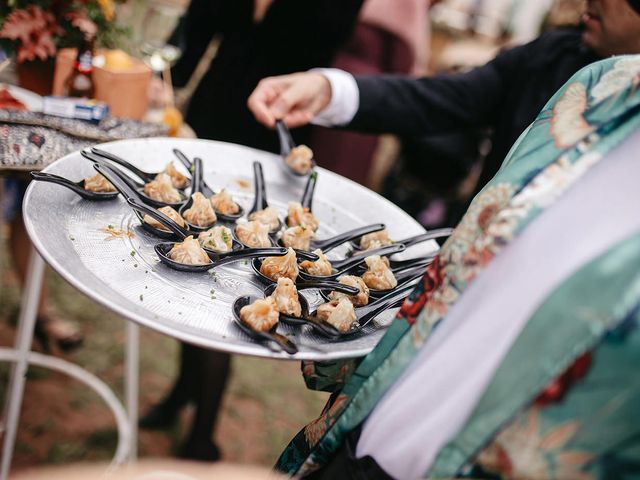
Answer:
[
  {"left": 310, "top": 0, "right": 432, "bottom": 187},
  {"left": 386, "top": 0, "right": 587, "bottom": 229},
  {"left": 141, "top": 0, "right": 365, "bottom": 462},
  {"left": 248, "top": 0, "right": 640, "bottom": 225}
]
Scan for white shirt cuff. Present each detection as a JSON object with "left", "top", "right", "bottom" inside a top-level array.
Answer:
[{"left": 310, "top": 68, "right": 359, "bottom": 127}]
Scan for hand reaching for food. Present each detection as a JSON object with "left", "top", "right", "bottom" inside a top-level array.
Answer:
[{"left": 247, "top": 72, "right": 332, "bottom": 128}]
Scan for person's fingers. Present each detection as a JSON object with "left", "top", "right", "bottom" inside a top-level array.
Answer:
[
  {"left": 269, "top": 75, "right": 321, "bottom": 120},
  {"left": 282, "top": 111, "right": 314, "bottom": 129},
  {"left": 248, "top": 73, "right": 327, "bottom": 128},
  {"left": 248, "top": 77, "right": 293, "bottom": 127},
  {"left": 248, "top": 86, "right": 278, "bottom": 127}
]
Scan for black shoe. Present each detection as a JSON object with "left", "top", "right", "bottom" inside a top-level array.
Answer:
[
  {"left": 180, "top": 439, "right": 221, "bottom": 462},
  {"left": 34, "top": 316, "right": 83, "bottom": 353},
  {"left": 139, "top": 401, "right": 182, "bottom": 430}
]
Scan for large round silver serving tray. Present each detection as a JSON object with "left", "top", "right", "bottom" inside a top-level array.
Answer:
[{"left": 23, "top": 138, "right": 437, "bottom": 360}]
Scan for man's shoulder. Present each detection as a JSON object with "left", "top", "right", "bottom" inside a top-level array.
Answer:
[
  {"left": 511, "top": 27, "right": 591, "bottom": 70},
  {"left": 518, "top": 27, "right": 584, "bottom": 56}
]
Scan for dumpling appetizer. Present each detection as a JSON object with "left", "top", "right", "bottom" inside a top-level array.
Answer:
[
  {"left": 210, "top": 189, "right": 240, "bottom": 215},
  {"left": 329, "top": 275, "right": 369, "bottom": 307},
  {"left": 84, "top": 173, "right": 116, "bottom": 193},
  {"left": 143, "top": 206, "right": 185, "bottom": 232},
  {"left": 316, "top": 298, "right": 357, "bottom": 333},
  {"left": 359, "top": 230, "right": 393, "bottom": 250},
  {"left": 236, "top": 220, "right": 272, "bottom": 248},
  {"left": 168, "top": 235, "right": 210, "bottom": 265},
  {"left": 287, "top": 201, "right": 319, "bottom": 231},
  {"left": 362, "top": 255, "right": 397, "bottom": 290},
  {"left": 300, "top": 249, "right": 332, "bottom": 276},
  {"left": 183, "top": 192, "right": 217, "bottom": 227},
  {"left": 198, "top": 226, "right": 233, "bottom": 253},
  {"left": 285, "top": 144, "right": 313, "bottom": 175},
  {"left": 281, "top": 225, "right": 314, "bottom": 251},
  {"left": 144, "top": 173, "right": 182, "bottom": 203},
  {"left": 270, "top": 277, "right": 302, "bottom": 317},
  {"left": 248, "top": 206, "right": 280, "bottom": 231},
  {"left": 162, "top": 163, "right": 188, "bottom": 189},
  {"left": 260, "top": 247, "right": 299, "bottom": 282},
  {"left": 240, "top": 296, "right": 279, "bottom": 333}
]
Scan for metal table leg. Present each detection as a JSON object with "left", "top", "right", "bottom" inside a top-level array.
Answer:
[
  {"left": 0, "top": 247, "right": 138, "bottom": 478},
  {"left": 0, "top": 249, "right": 45, "bottom": 480},
  {"left": 125, "top": 322, "right": 139, "bottom": 461}
]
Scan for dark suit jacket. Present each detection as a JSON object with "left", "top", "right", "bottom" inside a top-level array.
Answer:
[
  {"left": 172, "top": 0, "right": 364, "bottom": 152},
  {"left": 348, "top": 28, "right": 599, "bottom": 193}
]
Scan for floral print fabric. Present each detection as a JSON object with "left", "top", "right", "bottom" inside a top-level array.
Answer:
[{"left": 277, "top": 55, "right": 640, "bottom": 478}]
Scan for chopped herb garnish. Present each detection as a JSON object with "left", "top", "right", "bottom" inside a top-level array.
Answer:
[
  {"left": 139, "top": 294, "right": 143, "bottom": 301},
  {"left": 108, "top": 224, "right": 114, "bottom": 229},
  {"left": 133, "top": 264, "right": 138, "bottom": 268},
  {"left": 69, "top": 235, "right": 75, "bottom": 241},
  {"left": 130, "top": 250, "right": 135, "bottom": 257}
]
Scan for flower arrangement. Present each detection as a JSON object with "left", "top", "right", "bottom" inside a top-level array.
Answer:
[{"left": 0, "top": 0, "right": 129, "bottom": 63}]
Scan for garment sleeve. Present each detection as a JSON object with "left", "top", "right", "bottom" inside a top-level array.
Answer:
[
  {"left": 348, "top": 40, "right": 532, "bottom": 136},
  {"left": 170, "top": 0, "right": 254, "bottom": 88},
  {"left": 302, "top": 359, "right": 361, "bottom": 393},
  {"left": 311, "top": 68, "right": 360, "bottom": 127}
]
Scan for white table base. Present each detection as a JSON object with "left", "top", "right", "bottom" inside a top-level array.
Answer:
[{"left": 0, "top": 249, "right": 138, "bottom": 478}]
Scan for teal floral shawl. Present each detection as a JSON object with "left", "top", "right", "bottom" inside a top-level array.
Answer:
[{"left": 277, "top": 55, "right": 640, "bottom": 478}]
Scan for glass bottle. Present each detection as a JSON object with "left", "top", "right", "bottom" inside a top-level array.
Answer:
[{"left": 63, "top": 37, "right": 95, "bottom": 99}]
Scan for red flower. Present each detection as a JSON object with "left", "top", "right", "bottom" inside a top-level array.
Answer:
[{"left": 0, "top": 6, "right": 64, "bottom": 62}]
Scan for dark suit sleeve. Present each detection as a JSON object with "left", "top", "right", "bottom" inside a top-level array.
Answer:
[
  {"left": 349, "top": 39, "right": 533, "bottom": 136},
  {"left": 170, "top": 0, "right": 253, "bottom": 87}
]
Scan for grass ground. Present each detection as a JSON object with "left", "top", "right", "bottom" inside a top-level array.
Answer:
[{"left": 0, "top": 228, "right": 329, "bottom": 474}]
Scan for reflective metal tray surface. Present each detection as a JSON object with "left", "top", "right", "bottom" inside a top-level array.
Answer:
[{"left": 23, "top": 138, "right": 436, "bottom": 360}]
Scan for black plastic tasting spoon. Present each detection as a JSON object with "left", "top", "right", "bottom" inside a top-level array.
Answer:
[
  {"left": 279, "top": 223, "right": 387, "bottom": 253},
  {"left": 154, "top": 242, "right": 289, "bottom": 273},
  {"left": 283, "top": 170, "right": 318, "bottom": 228},
  {"left": 281, "top": 279, "right": 417, "bottom": 338},
  {"left": 30, "top": 171, "right": 118, "bottom": 201},
  {"left": 82, "top": 150, "right": 186, "bottom": 209},
  {"left": 350, "top": 227, "right": 454, "bottom": 252},
  {"left": 172, "top": 148, "right": 244, "bottom": 222},
  {"left": 178, "top": 157, "right": 217, "bottom": 233},
  {"left": 247, "top": 161, "right": 283, "bottom": 234},
  {"left": 298, "top": 243, "right": 406, "bottom": 282},
  {"left": 276, "top": 119, "right": 316, "bottom": 177},
  {"left": 262, "top": 283, "right": 343, "bottom": 338},
  {"left": 91, "top": 147, "right": 190, "bottom": 189},
  {"left": 250, "top": 257, "right": 360, "bottom": 290},
  {"left": 232, "top": 296, "right": 298, "bottom": 354},
  {"left": 367, "top": 266, "right": 426, "bottom": 299},
  {"left": 319, "top": 262, "right": 427, "bottom": 303},
  {"left": 173, "top": 148, "right": 214, "bottom": 196}
]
